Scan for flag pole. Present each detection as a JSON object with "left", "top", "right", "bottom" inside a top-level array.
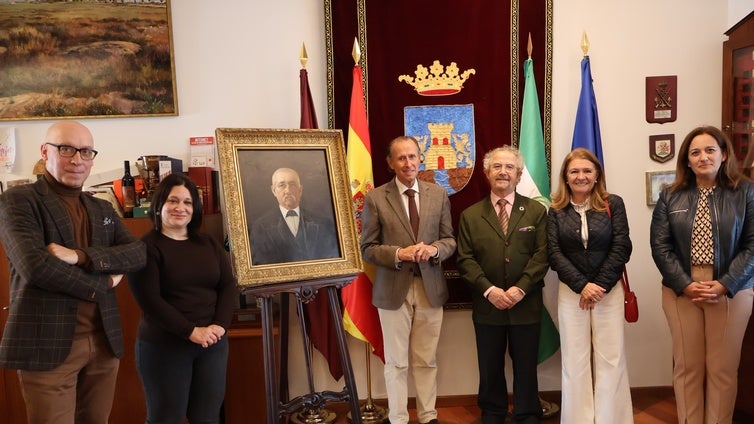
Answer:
[
  {"left": 291, "top": 297, "right": 336, "bottom": 424},
  {"left": 345, "top": 37, "right": 388, "bottom": 424},
  {"left": 348, "top": 343, "right": 388, "bottom": 423},
  {"left": 581, "top": 30, "right": 590, "bottom": 56}
]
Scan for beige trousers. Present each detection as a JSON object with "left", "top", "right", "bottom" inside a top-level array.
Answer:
[
  {"left": 378, "top": 275, "right": 443, "bottom": 424},
  {"left": 662, "top": 265, "right": 754, "bottom": 424}
]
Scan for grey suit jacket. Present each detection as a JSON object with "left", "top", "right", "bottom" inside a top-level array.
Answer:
[
  {"left": 0, "top": 178, "right": 146, "bottom": 370},
  {"left": 360, "top": 178, "right": 456, "bottom": 310},
  {"left": 456, "top": 193, "right": 548, "bottom": 325}
]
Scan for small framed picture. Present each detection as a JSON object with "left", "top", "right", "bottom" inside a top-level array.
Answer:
[{"left": 645, "top": 170, "right": 676, "bottom": 206}]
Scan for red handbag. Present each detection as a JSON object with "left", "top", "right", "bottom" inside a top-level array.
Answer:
[
  {"left": 621, "top": 266, "right": 639, "bottom": 323},
  {"left": 606, "top": 201, "right": 639, "bottom": 323}
]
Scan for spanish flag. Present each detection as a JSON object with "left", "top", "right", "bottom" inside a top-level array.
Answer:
[{"left": 342, "top": 62, "right": 384, "bottom": 361}]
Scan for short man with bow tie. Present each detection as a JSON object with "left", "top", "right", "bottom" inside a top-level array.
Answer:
[{"left": 456, "top": 146, "right": 549, "bottom": 424}]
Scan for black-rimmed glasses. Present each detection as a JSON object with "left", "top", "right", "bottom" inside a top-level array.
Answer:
[{"left": 45, "top": 143, "right": 98, "bottom": 160}]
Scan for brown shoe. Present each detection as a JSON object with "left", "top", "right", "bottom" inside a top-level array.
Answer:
[{"left": 423, "top": 420, "right": 440, "bottom": 424}]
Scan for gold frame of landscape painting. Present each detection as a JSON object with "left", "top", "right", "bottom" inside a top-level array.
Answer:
[
  {"left": 215, "top": 128, "right": 362, "bottom": 288},
  {"left": 645, "top": 170, "right": 676, "bottom": 206},
  {"left": 0, "top": 0, "right": 177, "bottom": 120}
]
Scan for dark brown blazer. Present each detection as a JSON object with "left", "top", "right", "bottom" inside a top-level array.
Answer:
[
  {"left": 360, "top": 178, "right": 456, "bottom": 310},
  {"left": 0, "top": 178, "right": 146, "bottom": 370}
]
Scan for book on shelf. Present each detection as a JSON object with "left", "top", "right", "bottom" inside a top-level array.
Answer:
[{"left": 188, "top": 166, "right": 219, "bottom": 214}]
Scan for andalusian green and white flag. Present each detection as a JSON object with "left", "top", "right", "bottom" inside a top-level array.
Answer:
[
  {"left": 517, "top": 57, "right": 560, "bottom": 363},
  {"left": 518, "top": 58, "right": 550, "bottom": 208}
]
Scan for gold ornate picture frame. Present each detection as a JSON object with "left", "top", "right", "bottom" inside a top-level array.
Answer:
[{"left": 215, "top": 128, "right": 362, "bottom": 287}]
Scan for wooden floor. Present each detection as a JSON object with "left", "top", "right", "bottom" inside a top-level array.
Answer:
[{"left": 321, "top": 387, "right": 749, "bottom": 423}]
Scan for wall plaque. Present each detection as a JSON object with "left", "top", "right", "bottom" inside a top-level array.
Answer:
[
  {"left": 649, "top": 134, "right": 675, "bottom": 163},
  {"left": 646, "top": 75, "right": 677, "bottom": 123}
]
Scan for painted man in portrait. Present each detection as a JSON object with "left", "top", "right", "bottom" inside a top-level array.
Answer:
[{"left": 249, "top": 167, "right": 340, "bottom": 265}]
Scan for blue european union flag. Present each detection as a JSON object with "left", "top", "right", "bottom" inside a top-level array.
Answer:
[{"left": 571, "top": 56, "right": 604, "bottom": 166}]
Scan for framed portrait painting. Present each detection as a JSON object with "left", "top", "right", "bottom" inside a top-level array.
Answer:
[
  {"left": 0, "top": 0, "right": 177, "bottom": 120},
  {"left": 216, "top": 128, "right": 362, "bottom": 287}
]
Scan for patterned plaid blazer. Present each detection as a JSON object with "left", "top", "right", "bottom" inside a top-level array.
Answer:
[{"left": 0, "top": 178, "right": 146, "bottom": 371}]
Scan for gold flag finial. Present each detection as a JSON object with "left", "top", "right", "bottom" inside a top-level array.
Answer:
[
  {"left": 527, "top": 33, "right": 533, "bottom": 59},
  {"left": 299, "top": 42, "right": 308, "bottom": 68},
  {"left": 352, "top": 38, "right": 361, "bottom": 65},
  {"left": 581, "top": 31, "right": 590, "bottom": 56}
]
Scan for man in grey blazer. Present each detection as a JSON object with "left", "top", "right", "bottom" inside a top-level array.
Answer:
[
  {"left": 360, "top": 136, "right": 456, "bottom": 424},
  {"left": 0, "top": 121, "right": 146, "bottom": 423},
  {"left": 456, "top": 146, "right": 549, "bottom": 424}
]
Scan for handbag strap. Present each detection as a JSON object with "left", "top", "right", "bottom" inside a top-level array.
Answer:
[
  {"left": 621, "top": 265, "right": 631, "bottom": 292},
  {"left": 605, "top": 199, "right": 632, "bottom": 292}
]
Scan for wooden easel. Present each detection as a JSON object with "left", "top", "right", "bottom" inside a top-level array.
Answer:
[{"left": 245, "top": 275, "right": 362, "bottom": 424}]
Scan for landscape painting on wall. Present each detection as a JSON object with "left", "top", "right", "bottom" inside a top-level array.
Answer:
[{"left": 0, "top": 0, "right": 177, "bottom": 121}]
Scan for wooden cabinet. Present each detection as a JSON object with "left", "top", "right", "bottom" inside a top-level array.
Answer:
[
  {"left": 0, "top": 214, "right": 268, "bottom": 423},
  {"left": 224, "top": 320, "right": 277, "bottom": 423},
  {"left": 723, "top": 11, "right": 754, "bottom": 175},
  {"left": 724, "top": 12, "right": 754, "bottom": 420},
  {"left": 0, "top": 239, "right": 27, "bottom": 424}
]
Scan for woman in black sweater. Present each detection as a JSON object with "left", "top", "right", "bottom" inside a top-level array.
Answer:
[{"left": 128, "top": 173, "right": 237, "bottom": 424}]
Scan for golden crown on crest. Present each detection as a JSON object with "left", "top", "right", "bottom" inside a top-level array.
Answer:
[{"left": 398, "top": 60, "right": 476, "bottom": 96}]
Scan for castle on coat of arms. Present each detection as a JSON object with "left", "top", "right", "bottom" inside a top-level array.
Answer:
[
  {"left": 404, "top": 104, "right": 475, "bottom": 195},
  {"left": 418, "top": 122, "right": 471, "bottom": 171}
]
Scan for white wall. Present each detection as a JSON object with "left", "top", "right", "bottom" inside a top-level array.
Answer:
[
  {"left": 0, "top": 0, "right": 745, "bottom": 399},
  {"left": 730, "top": 0, "right": 754, "bottom": 27}
]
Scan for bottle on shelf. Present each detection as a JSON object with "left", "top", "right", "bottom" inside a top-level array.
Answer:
[{"left": 122, "top": 160, "right": 136, "bottom": 218}]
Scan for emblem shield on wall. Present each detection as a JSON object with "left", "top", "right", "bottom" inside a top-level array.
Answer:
[
  {"left": 404, "top": 104, "right": 476, "bottom": 195},
  {"left": 649, "top": 134, "right": 675, "bottom": 163}
]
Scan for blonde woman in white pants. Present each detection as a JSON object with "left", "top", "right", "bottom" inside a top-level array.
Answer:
[{"left": 547, "top": 148, "right": 633, "bottom": 423}]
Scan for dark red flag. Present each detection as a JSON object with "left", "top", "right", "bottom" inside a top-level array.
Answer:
[{"left": 299, "top": 67, "right": 343, "bottom": 380}]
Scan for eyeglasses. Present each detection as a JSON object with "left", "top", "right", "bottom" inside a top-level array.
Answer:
[
  {"left": 45, "top": 143, "right": 98, "bottom": 160},
  {"left": 491, "top": 163, "right": 517, "bottom": 173}
]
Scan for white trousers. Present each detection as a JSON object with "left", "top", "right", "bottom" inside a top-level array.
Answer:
[
  {"left": 378, "top": 276, "right": 443, "bottom": 424},
  {"left": 558, "top": 281, "right": 633, "bottom": 424}
]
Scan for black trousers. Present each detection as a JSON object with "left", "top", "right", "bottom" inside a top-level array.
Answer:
[{"left": 474, "top": 321, "right": 541, "bottom": 424}]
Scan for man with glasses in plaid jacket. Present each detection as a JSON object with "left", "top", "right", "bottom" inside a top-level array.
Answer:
[{"left": 0, "top": 121, "right": 146, "bottom": 423}]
